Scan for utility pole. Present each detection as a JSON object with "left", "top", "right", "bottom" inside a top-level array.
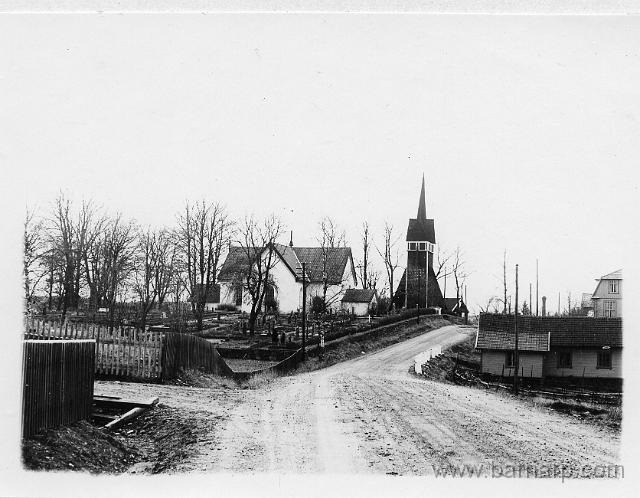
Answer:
[
  {"left": 416, "top": 269, "right": 421, "bottom": 324},
  {"left": 529, "top": 283, "right": 532, "bottom": 316},
  {"left": 301, "top": 262, "right": 307, "bottom": 360},
  {"left": 532, "top": 258, "right": 538, "bottom": 316},
  {"left": 514, "top": 263, "right": 519, "bottom": 395},
  {"left": 558, "top": 292, "right": 561, "bottom": 317}
]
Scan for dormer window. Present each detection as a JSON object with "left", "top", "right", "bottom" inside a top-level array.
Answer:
[{"left": 418, "top": 242, "right": 426, "bottom": 251}]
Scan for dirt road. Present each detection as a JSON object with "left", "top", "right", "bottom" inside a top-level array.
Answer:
[{"left": 96, "top": 324, "right": 620, "bottom": 475}]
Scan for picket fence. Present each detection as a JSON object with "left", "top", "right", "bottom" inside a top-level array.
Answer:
[{"left": 25, "top": 317, "right": 162, "bottom": 380}]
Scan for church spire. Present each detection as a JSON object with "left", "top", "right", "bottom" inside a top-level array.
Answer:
[{"left": 417, "top": 174, "right": 427, "bottom": 220}]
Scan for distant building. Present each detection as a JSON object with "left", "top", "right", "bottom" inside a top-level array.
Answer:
[
  {"left": 393, "top": 175, "right": 444, "bottom": 310},
  {"left": 580, "top": 293, "right": 594, "bottom": 317},
  {"left": 341, "top": 288, "right": 378, "bottom": 316},
  {"left": 475, "top": 314, "right": 622, "bottom": 383},
  {"left": 591, "top": 269, "right": 622, "bottom": 318},
  {"left": 443, "top": 297, "right": 469, "bottom": 320},
  {"left": 189, "top": 283, "right": 221, "bottom": 312},
  {"left": 216, "top": 242, "right": 357, "bottom": 314}
]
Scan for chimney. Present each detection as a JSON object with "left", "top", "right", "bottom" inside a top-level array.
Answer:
[
  {"left": 542, "top": 296, "right": 547, "bottom": 317},
  {"left": 289, "top": 231, "right": 294, "bottom": 247}
]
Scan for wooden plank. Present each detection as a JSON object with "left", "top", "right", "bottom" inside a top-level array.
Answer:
[{"left": 104, "top": 407, "right": 146, "bottom": 430}]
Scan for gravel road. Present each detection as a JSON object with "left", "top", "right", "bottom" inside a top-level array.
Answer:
[{"left": 96, "top": 324, "right": 620, "bottom": 476}]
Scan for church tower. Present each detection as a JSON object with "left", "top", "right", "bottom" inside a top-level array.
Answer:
[{"left": 404, "top": 175, "right": 437, "bottom": 309}]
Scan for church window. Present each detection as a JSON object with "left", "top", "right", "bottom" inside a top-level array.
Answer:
[{"left": 418, "top": 242, "right": 426, "bottom": 251}]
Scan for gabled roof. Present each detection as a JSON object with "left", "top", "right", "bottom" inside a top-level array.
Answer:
[
  {"left": 217, "top": 246, "right": 256, "bottom": 282},
  {"left": 475, "top": 329, "right": 550, "bottom": 352},
  {"left": 342, "top": 288, "right": 377, "bottom": 304},
  {"left": 217, "top": 243, "right": 354, "bottom": 285},
  {"left": 599, "top": 269, "right": 622, "bottom": 280},
  {"left": 291, "top": 246, "right": 355, "bottom": 285},
  {"left": 443, "top": 297, "right": 469, "bottom": 314}
]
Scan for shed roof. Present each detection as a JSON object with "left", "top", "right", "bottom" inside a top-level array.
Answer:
[
  {"left": 341, "top": 288, "right": 377, "bottom": 304},
  {"left": 475, "top": 329, "right": 550, "bottom": 352},
  {"left": 477, "top": 314, "right": 623, "bottom": 349}
]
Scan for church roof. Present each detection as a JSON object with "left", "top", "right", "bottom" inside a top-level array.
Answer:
[
  {"left": 406, "top": 175, "right": 436, "bottom": 242},
  {"left": 406, "top": 218, "right": 436, "bottom": 243}
]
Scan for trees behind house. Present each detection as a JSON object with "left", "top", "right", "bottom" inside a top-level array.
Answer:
[
  {"left": 237, "top": 214, "right": 284, "bottom": 334},
  {"left": 175, "top": 201, "right": 232, "bottom": 331},
  {"left": 317, "top": 216, "right": 347, "bottom": 312},
  {"left": 376, "top": 222, "right": 401, "bottom": 312},
  {"left": 23, "top": 208, "right": 46, "bottom": 308}
]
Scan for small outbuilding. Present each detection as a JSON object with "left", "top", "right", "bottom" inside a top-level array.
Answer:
[{"left": 341, "top": 288, "right": 378, "bottom": 317}]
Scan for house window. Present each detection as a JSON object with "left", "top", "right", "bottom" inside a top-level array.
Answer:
[
  {"left": 609, "top": 281, "right": 619, "bottom": 294},
  {"left": 604, "top": 300, "right": 616, "bottom": 318},
  {"left": 505, "top": 351, "right": 515, "bottom": 368},
  {"left": 408, "top": 242, "right": 417, "bottom": 251},
  {"left": 557, "top": 351, "right": 572, "bottom": 369},
  {"left": 597, "top": 350, "right": 612, "bottom": 370}
]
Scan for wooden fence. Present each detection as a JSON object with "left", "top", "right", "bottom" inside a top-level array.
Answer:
[
  {"left": 25, "top": 317, "right": 162, "bottom": 380},
  {"left": 22, "top": 340, "right": 95, "bottom": 438},
  {"left": 161, "top": 332, "right": 234, "bottom": 380}
]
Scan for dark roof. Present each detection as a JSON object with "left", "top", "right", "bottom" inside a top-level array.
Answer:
[
  {"left": 477, "top": 314, "right": 623, "bottom": 349},
  {"left": 406, "top": 218, "right": 436, "bottom": 243},
  {"left": 217, "top": 244, "right": 354, "bottom": 285},
  {"left": 217, "top": 246, "right": 257, "bottom": 282},
  {"left": 475, "top": 329, "right": 550, "bottom": 352},
  {"left": 291, "top": 246, "right": 355, "bottom": 284},
  {"left": 417, "top": 174, "right": 427, "bottom": 220},
  {"left": 443, "top": 297, "right": 469, "bottom": 314},
  {"left": 341, "top": 288, "right": 377, "bottom": 304}
]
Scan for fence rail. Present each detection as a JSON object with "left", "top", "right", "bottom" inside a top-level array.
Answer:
[
  {"left": 25, "top": 317, "right": 163, "bottom": 380},
  {"left": 22, "top": 340, "right": 95, "bottom": 438}
]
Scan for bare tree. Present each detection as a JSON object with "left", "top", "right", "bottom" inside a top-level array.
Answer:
[
  {"left": 376, "top": 222, "right": 401, "bottom": 311},
  {"left": 237, "top": 214, "right": 284, "bottom": 334},
  {"left": 133, "top": 228, "right": 159, "bottom": 331},
  {"left": 154, "top": 229, "right": 178, "bottom": 308},
  {"left": 23, "top": 208, "right": 46, "bottom": 309},
  {"left": 357, "top": 221, "right": 370, "bottom": 289},
  {"left": 451, "top": 246, "right": 468, "bottom": 302},
  {"left": 502, "top": 249, "right": 508, "bottom": 314},
  {"left": 102, "top": 214, "right": 137, "bottom": 329},
  {"left": 175, "top": 200, "right": 232, "bottom": 331},
  {"left": 478, "top": 296, "right": 501, "bottom": 314},
  {"left": 317, "top": 216, "right": 348, "bottom": 311}
]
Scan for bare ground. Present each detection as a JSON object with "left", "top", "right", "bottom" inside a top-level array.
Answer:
[{"left": 90, "top": 323, "right": 620, "bottom": 475}]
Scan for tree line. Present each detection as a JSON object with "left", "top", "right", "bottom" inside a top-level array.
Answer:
[{"left": 24, "top": 194, "right": 467, "bottom": 332}]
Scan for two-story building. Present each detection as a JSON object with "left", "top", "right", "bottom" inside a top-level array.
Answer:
[{"left": 591, "top": 269, "right": 622, "bottom": 318}]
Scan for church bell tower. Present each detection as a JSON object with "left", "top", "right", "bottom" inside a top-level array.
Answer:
[{"left": 405, "top": 175, "right": 436, "bottom": 309}]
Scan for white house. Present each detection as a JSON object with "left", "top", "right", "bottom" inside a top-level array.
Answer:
[
  {"left": 215, "top": 242, "right": 358, "bottom": 314},
  {"left": 341, "top": 288, "right": 378, "bottom": 316},
  {"left": 591, "top": 269, "right": 622, "bottom": 318}
]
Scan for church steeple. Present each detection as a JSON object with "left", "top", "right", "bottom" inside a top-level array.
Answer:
[{"left": 417, "top": 174, "right": 427, "bottom": 220}]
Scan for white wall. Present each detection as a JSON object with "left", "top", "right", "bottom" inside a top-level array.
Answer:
[
  {"left": 543, "top": 349, "right": 622, "bottom": 378},
  {"left": 480, "top": 351, "right": 544, "bottom": 378},
  {"left": 342, "top": 301, "right": 370, "bottom": 316}
]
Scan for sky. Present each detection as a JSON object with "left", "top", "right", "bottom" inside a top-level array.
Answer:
[{"left": 2, "top": 13, "right": 639, "bottom": 314}]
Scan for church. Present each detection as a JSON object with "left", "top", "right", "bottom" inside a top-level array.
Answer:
[{"left": 392, "top": 176, "right": 446, "bottom": 311}]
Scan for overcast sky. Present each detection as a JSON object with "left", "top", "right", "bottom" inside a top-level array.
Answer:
[{"left": 2, "top": 14, "right": 638, "bottom": 313}]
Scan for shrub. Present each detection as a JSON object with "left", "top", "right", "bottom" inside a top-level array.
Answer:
[{"left": 311, "top": 296, "right": 325, "bottom": 314}]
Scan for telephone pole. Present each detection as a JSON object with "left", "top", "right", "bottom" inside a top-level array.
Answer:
[
  {"left": 532, "top": 258, "right": 538, "bottom": 316},
  {"left": 301, "top": 262, "right": 307, "bottom": 360},
  {"left": 514, "top": 264, "right": 520, "bottom": 395}
]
